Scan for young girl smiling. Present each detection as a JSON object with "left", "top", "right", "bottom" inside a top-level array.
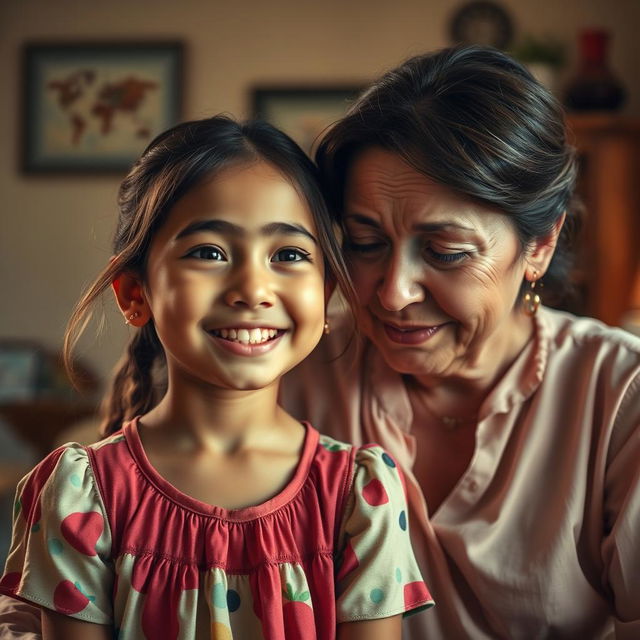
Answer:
[{"left": 0, "top": 116, "right": 432, "bottom": 639}]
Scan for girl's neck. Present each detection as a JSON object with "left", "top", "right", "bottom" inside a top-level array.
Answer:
[{"left": 139, "top": 377, "right": 291, "bottom": 454}]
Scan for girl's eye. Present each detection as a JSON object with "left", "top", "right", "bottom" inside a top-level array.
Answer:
[
  {"left": 271, "top": 248, "right": 310, "bottom": 263},
  {"left": 426, "top": 248, "right": 468, "bottom": 263},
  {"left": 185, "top": 246, "right": 226, "bottom": 261}
]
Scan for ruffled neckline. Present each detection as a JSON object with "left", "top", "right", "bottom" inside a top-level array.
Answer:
[{"left": 123, "top": 417, "right": 319, "bottom": 522}]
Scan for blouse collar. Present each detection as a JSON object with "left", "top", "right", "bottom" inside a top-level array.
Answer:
[{"left": 367, "top": 309, "right": 550, "bottom": 430}]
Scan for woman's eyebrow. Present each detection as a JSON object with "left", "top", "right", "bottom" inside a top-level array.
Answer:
[
  {"left": 413, "top": 222, "right": 476, "bottom": 233},
  {"left": 345, "top": 214, "right": 475, "bottom": 233},
  {"left": 176, "top": 219, "right": 317, "bottom": 243},
  {"left": 344, "top": 213, "right": 380, "bottom": 227}
]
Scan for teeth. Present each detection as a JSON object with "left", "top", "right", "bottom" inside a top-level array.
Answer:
[{"left": 212, "top": 328, "right": 279, "bottom": 345}]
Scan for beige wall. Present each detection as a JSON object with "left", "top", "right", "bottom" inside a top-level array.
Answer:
[{"left": 1, "top": 0, "right": 639, "bottom": 385}]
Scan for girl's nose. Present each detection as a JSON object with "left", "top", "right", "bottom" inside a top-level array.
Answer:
[
  {"left": 376, "top": 251, "right": 425, "bottom": 311},
  {"left": 224, "top": 262, "right": 275, "bottom": 309}
]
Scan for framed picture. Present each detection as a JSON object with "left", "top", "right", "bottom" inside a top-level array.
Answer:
[
  {"left": 252, "top": 86, "right": 362, "bottom": 155},
  {"left": 22, "top": 41, "right": 183, "bottom": 173},
  {"left": 0, "top": 342, "right": 45, "bottom": 403}
]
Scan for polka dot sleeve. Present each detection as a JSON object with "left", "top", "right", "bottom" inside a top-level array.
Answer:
[
  {"left": 0, "top": 444, "right": 113, "bottom": 625},
  {"left": 335, "top": 445, "right": 434, "bottom": 623}
]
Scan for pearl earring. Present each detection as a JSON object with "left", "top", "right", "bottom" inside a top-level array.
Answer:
[{"left": 125, "top": 311, "right": 141, "bottom": 325}]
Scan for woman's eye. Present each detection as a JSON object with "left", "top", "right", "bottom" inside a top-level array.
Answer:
[
  {"left": 185, "top": 246, "right": 226, "bottom": 261},
  {"left": 347, "top": 241, "right": 386, "bottom": 254},
  {"left": 426, "top": 248, "right": 468, "bottom": 263},
  {"left": 272, "top": 248, "right": 310, "bottom": 263}
]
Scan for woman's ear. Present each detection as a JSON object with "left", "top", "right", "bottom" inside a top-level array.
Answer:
[
  {"left": 112, "top": 272, "right": 151, "bottom": 327},
  {"left": 525, "top": 212, "right": 566, "bottom": 280}
]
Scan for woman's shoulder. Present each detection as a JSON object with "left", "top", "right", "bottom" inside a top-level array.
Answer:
[
  {"left": 539, "top": 308, "right": 640, "bottom": 442},
  {"left": 543, "top": 306, "right": 640, "bottom": 353},
  {"left": 541, "top": 307, "right": 640, "bottom": 374}
]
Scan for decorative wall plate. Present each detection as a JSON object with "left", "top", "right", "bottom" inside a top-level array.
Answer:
[{"left": 449, "top": 1, "right": 514, "bottom": 50}]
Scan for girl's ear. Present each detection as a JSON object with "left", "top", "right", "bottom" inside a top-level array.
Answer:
[
  {"left": 112, "top": 272, "right": 151, "bottom": 327},
  {"left": 525, "top": 212, "right": 566, "bottom": 280}
]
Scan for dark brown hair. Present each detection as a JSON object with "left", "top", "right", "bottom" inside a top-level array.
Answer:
[
  {"left": 64, "top": 115, "right": 356, "bottom": 436},
  {"left": 316, "top": 45, "right": 580, "bottom": 304}
]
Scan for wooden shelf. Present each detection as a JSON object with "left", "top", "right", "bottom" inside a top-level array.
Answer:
[
  {"left": 0, "top": 400, "right": 97, "bottom": 458},
  {"left": 565, "top": 113, "right": 640, "bottom": 326}
]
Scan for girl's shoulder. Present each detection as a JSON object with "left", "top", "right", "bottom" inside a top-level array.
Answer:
[
  {"left": 315, "top": 434, "right": 403, "bottom": 488},
  {"left": 13, "top": 441, "right": 107, "bottom": 526},
  {"left": 318, "top": 432, "right": 354, "bottom": 454}
]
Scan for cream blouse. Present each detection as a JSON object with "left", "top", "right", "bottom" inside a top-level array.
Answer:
[{"left": 281, "top": 306, "right": 640, "bottom": 639}]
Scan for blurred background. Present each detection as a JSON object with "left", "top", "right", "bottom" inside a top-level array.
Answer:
[{"left": 0, "top": 0, "right": 639, "bottom": 497}]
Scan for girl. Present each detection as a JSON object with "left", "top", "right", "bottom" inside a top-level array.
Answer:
[{"left": 0, "top": 116, "right": 433, "bottom": 639}]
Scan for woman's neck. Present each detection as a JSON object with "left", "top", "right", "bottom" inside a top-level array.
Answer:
[{"left": 409, "top": 311, "right": 535, "bottom": 417}]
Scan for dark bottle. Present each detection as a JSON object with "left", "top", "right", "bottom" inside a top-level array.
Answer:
[{"left": 565, "top": 29, "right": 626, "bottom": 111}]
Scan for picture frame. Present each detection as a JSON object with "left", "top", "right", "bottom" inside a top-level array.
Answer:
[
  {"left": 0, "top": 341, "right": 45, "bottom": 403},
  {"left": 21, "top": 41, "right": 183, "bottom": 174},
  {"left": 252, "top": 86, "right": 362, "bottom": 155}
]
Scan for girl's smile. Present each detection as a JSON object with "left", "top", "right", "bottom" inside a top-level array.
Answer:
[{"left": 207, "top": 326, "right": 286, "bottom": 356}]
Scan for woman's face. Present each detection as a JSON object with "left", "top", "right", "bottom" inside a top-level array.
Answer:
[{"left": 343, "top": 147, "right": 531, "bottom": 380}]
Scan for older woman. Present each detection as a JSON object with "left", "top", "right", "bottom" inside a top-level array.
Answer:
[
  {"left": 282, "top": 46, "right": 640, "bottom": 638},
  {"left": 1, "top": 46, "right": 639, "bottom": 639}
]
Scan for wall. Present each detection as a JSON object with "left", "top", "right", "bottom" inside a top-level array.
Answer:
[{"left": 1, "top": 0, "right": 639, "bottom": 386}]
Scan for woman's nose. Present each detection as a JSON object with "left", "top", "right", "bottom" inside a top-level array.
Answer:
[
  {"left": 224, "top": 261, "right": 275, "bottom": 309},
  {"left": 376, "top": 251, "right": 425, "bottom": 311}
]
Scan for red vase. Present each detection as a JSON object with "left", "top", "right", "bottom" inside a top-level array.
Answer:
[{"left": 565, "top": 29, "right": 626, "bottom": 111}]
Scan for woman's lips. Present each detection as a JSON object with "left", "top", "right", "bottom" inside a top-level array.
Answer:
[{"left": 382, "top": 322, "right": 445, "bottom": 345}]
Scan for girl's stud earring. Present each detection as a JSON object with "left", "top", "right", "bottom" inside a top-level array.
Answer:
[
  {"left": 125, "top": 311, "right": 141, "bottom": 325},
  {"left": 323, "top": 321, "right": 331, "bottom": 335},
  {"left": 523, "top": 270, "right": 541, "bottom": 317}
]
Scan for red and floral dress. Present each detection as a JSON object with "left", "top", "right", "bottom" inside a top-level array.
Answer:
[{"left": 0, "top": 419, "right": 433, "bottom": 639}]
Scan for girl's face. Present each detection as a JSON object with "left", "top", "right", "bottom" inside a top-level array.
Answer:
[
  {"left": 139, "top": 161, "right": 326, "bottom": 393},
  {"left": 343, "top": 147, "right": 533, "bottom": 380}
]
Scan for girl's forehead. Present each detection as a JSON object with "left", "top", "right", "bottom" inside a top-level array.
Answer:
[{"left": 158, "top": 160, "right": 317, "bottom": 237}]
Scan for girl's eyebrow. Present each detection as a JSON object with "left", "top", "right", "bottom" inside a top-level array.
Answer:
[{"left": 176, "top": 219, "right": 317, "bottom": 244}]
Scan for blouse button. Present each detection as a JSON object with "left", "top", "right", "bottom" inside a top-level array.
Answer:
[{"left": 468, "top": 480, "right": 478, "bottom": 492}]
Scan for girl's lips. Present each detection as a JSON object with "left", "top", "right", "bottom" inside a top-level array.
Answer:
[
  {"left": 382, "top": 322, "right": 445, "bottom": 345},
  {"left": 208, "top": 330, "right": 285, "bottom": 356}
]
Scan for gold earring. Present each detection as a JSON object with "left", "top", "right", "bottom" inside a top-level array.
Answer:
[
  {"left": 125, "top": 311, "right": 141, "bottom": 325},
  {"left": 323, "top": 321, "right": 331, "bottom": 335},
  {"left": 523, "top": 271, "right": 541, "bottom": 317}
]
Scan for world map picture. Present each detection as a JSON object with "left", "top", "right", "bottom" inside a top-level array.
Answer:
[
  {"left": 48, "top": 70, "right": 158, "bottom": 147},
  {"left": 23, "top": 44, "right": 182, "bottom": 172}
]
